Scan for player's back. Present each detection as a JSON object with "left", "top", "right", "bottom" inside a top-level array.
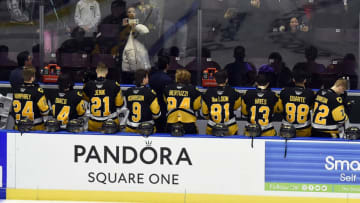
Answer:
[
  {"left": 83, "top": 78, "right": 123, "bottom": 119},
  {"left": 12, "top": 83, "right": 49, "bottom": 128},
  {"left": 312, "top": 89, "right": 347, "bottom": 133},
  {"left": 164, "top": 83, "right": 201, "bottom": 124},
  {"left": 202, "top": 86, "right": 241, "bottom": 135},
  {"left": 123, "top": 86, "right": 160, "bottom": 128},
  {"left": 83, "top": 78, "right": 124, "bottom": 131},
  {"left": 51, "top": 90, "right": 86, "bottom": 128},
  {"left": 280, "top": 86, "right": 315, "bottom": 128},
  {"left": 242, "top": 88, "right": 280, "bottom": 135}
]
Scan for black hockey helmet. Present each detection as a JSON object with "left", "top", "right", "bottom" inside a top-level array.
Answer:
[
  {"left": 279, "top": 124, "right": 296, "bottom": 139},
  {"left": 171, "top": 123, "right": 185, "bottom": 137},
  {"left": 245, "top": 123, "right": 261, "bottom": 137},
  {"left": 17, "top": 118, "right": 33, "bottom": 132},
  {"left": 44, "top": 118, "right": 60, "bottom": 132},
  {"left": 212, "top": 123, "right": 229, "bottom": 137},
  {"left": 67, "top": 118, "right": 85, "bottom": 133},
  {"left": 138, "top": 122, "right": 154, "bottom": 137},
  {"left": 101, "top": 119, "right": 118, "bottom": 134},
  {"left": 345, "top": 127, "right": 360, "bottom": 140}
]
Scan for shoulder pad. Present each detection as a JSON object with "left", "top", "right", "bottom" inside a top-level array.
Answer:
[
  {"left": 37, "top": 88, "right": 44, "bottom": 93},
  {"left": 336, "top": 97, "right": 343, "bottom": 104}
]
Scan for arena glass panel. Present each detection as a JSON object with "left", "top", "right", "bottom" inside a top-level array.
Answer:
[{"left": 201, "top": 0, "right": 360, "bottom": 89}]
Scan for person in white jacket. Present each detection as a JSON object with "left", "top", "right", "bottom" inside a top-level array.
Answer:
[
  {"left": 74, "top": 0, "right": 101, "bottom": 35},
  {"left": 121, "top": 6, "right": 151, "bottom": 83}
]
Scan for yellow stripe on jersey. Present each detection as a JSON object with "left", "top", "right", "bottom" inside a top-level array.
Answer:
[
  {"left": 37, "top": 95, "right": 49, "bottom": 114},
  {"left": 51, "top": 104, "right": 55, "bottom": 117},
  {"left": 115, "top": 90, "right": 124, "bottom": 108},
  {"left": 241, "top": 98, "right": 248, "bottom": 116},
  {"left": 234, "top": 96, "right": 241, "bottom": 110},
  {"left": 201, "top": 100, "right": 209, "bottom": 118},
  {"left": 276, "top": 98, "right": 284, "bottom": 113},
  {"left": 193, "top": 95, "right": 202, "bottom": 111},
  {"left": 76, "top": 100, "right": 86, "bottom": 116},
  {"left": 274, "top": 96, "right": 283, "bottom": 113},
  {"left": 82, "top": 91, "right": 90, "bottom": 102},
  {"left": 150, "top": 97, "right": 161, "bottom": 117},
  {"left": 332, "top": 105, "right": 348, "bottom": 122}
]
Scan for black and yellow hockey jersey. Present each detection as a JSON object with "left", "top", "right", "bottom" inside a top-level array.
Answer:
[
  {"left": 163, "top": 83, "right": 201, "bottom": 124},
  {"left": 280, "top": 86, "right": 315, "bottom": 129},
  {"left": 51, "top": 90, "right": 86, "bottom": 128},
  {"left": 241, "top": 88, "right": 282, "bottom": 131},
  {"left": 83, "top": 77, "right": 124, "bottom": 121},
  {"left": 123, "top": 86, "right": 161, "bottom": 128},
  {"left": 202, "top": 86, "right": 241, "bottom": 135},
  {"left": 312, "top": 89, "right": 348, "bottom": 131},
  {"left": 12, "top": 83, "right": 50, "bottom": 125}
]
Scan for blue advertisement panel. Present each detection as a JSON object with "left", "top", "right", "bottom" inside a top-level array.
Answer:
[
  {"left": 265, "top": 141, "right": 360, "bottom": 193},
  {"left": 0, "top": 131, "right": 6, "bottom": 199}
]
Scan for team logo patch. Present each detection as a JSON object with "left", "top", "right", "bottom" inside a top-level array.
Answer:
[
  {"left": 337, "top": 97, "right": 343, "bottom": 103},
  {"left": 257, "top": 93, "right": 264, "bottom": 97},
  {"left": 96, "top": 84, "right": 103, "bottom": 89},
  {"left": 217, "top": 91, "right": 224, "bottom": 95},
  {"left": 59, "top": 93, "right": 65, "bottom": 97},
  {"left": 133, "top": 90, "right": 139, "bottom": 94},
  {"left": 321, "top": 90, "right": 326, "bottom": 96},
  {"left": 20, "top": 88, "right": 25, "bottom": 92},
  {"left": 177, "top": 86, "right": 183, "bottom": 89},
  {"left": 295, "top": 90, "right": 303, "bottom": 95}
]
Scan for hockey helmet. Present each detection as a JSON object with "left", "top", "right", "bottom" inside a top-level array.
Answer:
[
  {"left": 171, "top": 123, "right": 185, "bottom": 137},
  {"left": 345, "top": 127, "right": 360, "bottom": 140},
  {"left": 245, "top": 123, "right": 261, "bottom": 137},
  {"left": 101, "top": 119, "right": 118, "bottom": 134},
  {"left": 212, "top": 123, "right": 229, "bottom": 137},
  {"left": 279, "top": 124, "right": 296, "bottom": 139},
  {"left": 67, "top": 118, "right": 85, "bottom": 133},
  {"left": 17, "top": 118, "right": 33, "bottom": 132},
  {"left": 138, "top": 122, "right": 154, "bottom": 137},
  {"left": 44, "top": 118, "right": 60, "bottom": 132}
]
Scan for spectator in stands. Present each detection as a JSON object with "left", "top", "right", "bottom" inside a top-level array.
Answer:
[
  {"left": 120, "top": 6, "right": 151, "bottom": 84},
  {"left": 0, "top": 45, "right": 16, "bottom": 68},
  {"left": 341, "top": 53, "right": 358, "bottom": 89},
  {"left": 58, "top": 27, "right": 95, "bottom": 54},
  {"left": 74, "top": 0, "right": 101, "bottom": 36},
  {"left": 258, "top": 52, "right": 292, "bottom": 88},
  {"left": 100, "top": 0, "right": 127, "bottom": 25},
  {"left": 279, "top": 17, "right": 309, "bottom": 33},
  {"left": 167, "top": 46, "right": 184, "bottom": 80},
  {"left": 98, "top": 0, "right": 127, "bottom": 40},
  {"left": 0, "top": 45, "right": 17, "bottom": 81},
  {"left": 149, "top": 55, "right": 173, "bottom": 132},
  {"left": 185, "top": 47, "right": 221, "bottom": 85},
  {"left": 9, "top": 51, "right": 32, "bottom": 88},
  {"left": 293, "top": 46, "right": 325, "bottom": 89},
  {"left": 225, "top": 46, "right": 256, "bottom": 87}
]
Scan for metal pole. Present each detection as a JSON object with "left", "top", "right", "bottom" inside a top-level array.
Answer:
[
  {"left": 358, "top": 12, "right": 360, "bottom": 89},
  {"left": 197, "top": 1, "right": 202, "bottom": 86},
  {"left": 39, "top": 0, "right": 45, "bottom": 70}
]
